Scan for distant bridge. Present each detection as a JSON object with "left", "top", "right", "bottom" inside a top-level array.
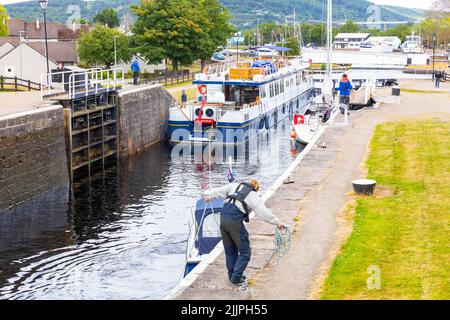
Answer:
[{"left": 308, "top": 19, "right": 422, "bottom": 25}]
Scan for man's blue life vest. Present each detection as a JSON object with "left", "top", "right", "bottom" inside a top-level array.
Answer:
[{"left": 224, "top": 183, "right": 256, "bottom": 223}]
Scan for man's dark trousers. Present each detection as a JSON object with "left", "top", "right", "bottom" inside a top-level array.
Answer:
[{"left": 220, "top": 203, "right": 251, "bottom": 283}]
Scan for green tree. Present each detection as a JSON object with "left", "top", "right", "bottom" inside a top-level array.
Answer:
[
  {"left": 132, "top": 0, "right": 211, "bottom": 72},
  {"left": 93, "top": 8, "right": 120, "bottom": 28},
  {"left": 336, "top": 20, "right": 360, "bottom": 34},
  {"left": 310, "top": 23, "right": 326, "bottom": 46},
  {"left": 77, "top": 25, "right": 132, "bottom": 68},
  {"left": 284, "top": 37, "right": 300, "bottom": 56},
  {"left": 197, "top": 0, "right": 236, "bottom": 69},
  {"left": 0, "top": 5, "right": 8, "bottom": 37}
]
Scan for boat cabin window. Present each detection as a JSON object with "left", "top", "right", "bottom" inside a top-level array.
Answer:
[
  {"left": 225, "top": 85, "right": 261, "bottom": 107},
  {"left": 260, "top": 85, "right": 267, "bottom": 99}
]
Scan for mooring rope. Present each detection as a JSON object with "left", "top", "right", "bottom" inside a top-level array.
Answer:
[{"left": 239, "top": 224, "right": 292, "bottom": 292}]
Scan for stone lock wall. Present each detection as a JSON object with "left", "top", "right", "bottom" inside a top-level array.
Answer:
[
  {"left": 118, "top": 85, "right": 175, "bottom": 157},
  {"left": 0, "top": 106, "right": 69, "bottom": 212}
]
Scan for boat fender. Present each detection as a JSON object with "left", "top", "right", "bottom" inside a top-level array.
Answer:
[
  {"left": 264, "top": 115, "right": 270, "bottom": 130},
  {"left": 294, "top": 114, "right": 305, "bottom": 125},
  {"left": 259, "top": 116, "right": 265, "bottom": 130}
]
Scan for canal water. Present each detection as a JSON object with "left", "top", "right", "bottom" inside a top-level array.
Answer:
[{"left": 0, "top": 118, "right": 303, "bottom": 300}]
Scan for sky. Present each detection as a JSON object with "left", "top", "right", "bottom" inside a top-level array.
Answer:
[{"left": 0, "top": 0, "right": 435, "bottom": 10}]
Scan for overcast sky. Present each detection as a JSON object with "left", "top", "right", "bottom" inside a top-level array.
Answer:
[{"left": 0, "top": 0, "right": 435, "bottom": 10}]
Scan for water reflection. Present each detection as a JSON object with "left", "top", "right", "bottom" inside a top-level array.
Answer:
[{"left": 0, "top": 118, "right": 304, "bottom": 300}]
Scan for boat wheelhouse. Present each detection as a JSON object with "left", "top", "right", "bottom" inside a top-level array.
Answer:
[{"left": 167, "top": 54, "right": 315, "bottom": 144}]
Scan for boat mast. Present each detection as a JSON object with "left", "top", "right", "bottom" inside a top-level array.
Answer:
[
  {"left": 323, "top": 0, "right": 334, "bottom": 103},
  {"left": 326, "top": 0, "right": 333, "bottom": 79}
]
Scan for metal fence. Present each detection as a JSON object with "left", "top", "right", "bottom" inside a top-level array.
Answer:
[{"left": 40, "top": 68, "right": 125, "bottom": 100}]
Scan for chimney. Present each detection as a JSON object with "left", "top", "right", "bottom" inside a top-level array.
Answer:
[{"left": 36, "top": 18, "right": 40, "bottom": 30}]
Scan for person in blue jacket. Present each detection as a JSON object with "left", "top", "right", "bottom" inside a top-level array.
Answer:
[
  {"left": 336, "top": 74, "right": 353, "bottom": 114},
  {"left": 130, "top": 57, "right": 141, "bottom": 85}
]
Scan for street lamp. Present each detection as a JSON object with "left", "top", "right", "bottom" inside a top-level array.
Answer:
[
  {"left": 432, "top": 33, "right": 436, "bottom": 81},
  {"left": 19, "top": 31, "right": 26, "bottom": 79},
  {"left": 113, "top": 35, "right": 119, "bottom": 80},
  {"left": 39, "top": 0, "right": 50, "bottom": 82},
  {"left": 114, "top": 35, "right": 118, "bottom": 68}
]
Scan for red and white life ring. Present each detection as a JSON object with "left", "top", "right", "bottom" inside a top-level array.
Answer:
[
  {"left": 293, "top": 114, "right": 305, "bottom": 125},
  {"left": 198, "top": 84, "right": 207, "bottom": 95}
]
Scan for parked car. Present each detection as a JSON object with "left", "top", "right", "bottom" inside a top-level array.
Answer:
[
  {"left": 212, "top": 52, "right": 226, "bottom": 61},
  {"left": 305, "top": 43, "right": 318, "bottom": 49}
]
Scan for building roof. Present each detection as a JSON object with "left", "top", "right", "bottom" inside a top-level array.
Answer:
[
  {"left": 27, "top": 41, "right": 78, "bottom": 63},
  {"left": 7, "top": 18, "right": 89, "bottom": 41},
  {"left": 335, "top": 33, "right": 371, "bottom": 39},
  {"left": 368, "top": 36, "right": 401, "bottom": 41},
  {"left": 0, "top": 37, "right": 20, "bottom": 47}
]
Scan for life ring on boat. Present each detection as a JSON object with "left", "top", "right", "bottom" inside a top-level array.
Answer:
[
  {"left": 198, "top": 84, "right": 207, "bottom": 95},
  {"left": 293, "top": 114, "right": 305, "bottom": 125}
]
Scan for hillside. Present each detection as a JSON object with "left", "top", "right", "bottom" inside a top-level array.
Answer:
[{"left": 4, "top": 0, "right": 424, "bottom": 29}]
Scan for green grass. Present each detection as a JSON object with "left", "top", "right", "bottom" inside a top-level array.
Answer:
[
  {"left": 164, "top": 80, "right": 194, "bottom": 89},
  {"left": 322, "top": 120, "right": 450, "bottom": 300},
  {"left": 401, "top": 88, "right": 448, "bottom": 94},
  {"left": 170, "top": 87, "right": 197, "bottom": 102}
]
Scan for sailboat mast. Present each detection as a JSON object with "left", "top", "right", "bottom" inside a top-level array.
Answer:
[{"left": 326, "top": 0, "right": 333, "bottom": 78}]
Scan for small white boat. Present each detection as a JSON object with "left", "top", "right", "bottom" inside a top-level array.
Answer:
[{"left": 291, "top": 104, "right": 338, "bottom": 145}]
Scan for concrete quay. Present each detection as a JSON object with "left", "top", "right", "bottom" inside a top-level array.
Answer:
[{"left": 169, "top": 79, "right": 449, "bottom": 300}]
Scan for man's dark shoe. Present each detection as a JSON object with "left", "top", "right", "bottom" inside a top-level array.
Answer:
[{"left": 231, "top": 277, "right": 246, "bottom": 285}]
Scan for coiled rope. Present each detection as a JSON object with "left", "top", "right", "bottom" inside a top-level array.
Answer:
[{"left": 239, "top": 224, "right": 292, "bottom": 292}]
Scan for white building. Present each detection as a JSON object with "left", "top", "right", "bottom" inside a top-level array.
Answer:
[
  {"left": 0, "top": 41, "right": 77, "bottom": 83},
  {"left": 367, "top": 36, "right": 401, "bottom": 49},
  {"left": 334, "top": 33, "right": 371, "bottom": 50}
]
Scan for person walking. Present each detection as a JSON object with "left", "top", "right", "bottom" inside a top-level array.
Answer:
[
  {"left": 205, "top": 179, "right": 285, "bottom": 285},
  {"left": 336, "top": 74, "right": 353, "bottom": 114},
  {"left": 130, "top": 57, "right": 141, "bottom": 86},
  {"left": 435, "top": 71, "right": 442, "bottom": 88},
  {"left": 181, "top": 90, "right": 188, "bottom": 108}
]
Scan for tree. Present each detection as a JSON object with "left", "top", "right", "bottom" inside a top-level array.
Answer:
[
  {"left": 284, "top": 37, "right": 300, "bottom": 56},
  {"left": 0, "top": 5, "right": 8, "bottom": 37},
  {"left": 132, "top": 0, "right": 211, "bottom": 72},
  {"left": 77, "top": 25, "right": 132, "bottom": 68},
  {"left": 196, "top": 0, "right": 236, "bottom": 69},
  {"left": 336, "top": 20, "right": 360, "bottom": 34},
  {"left": 93, "top": 8, "right": 120, "bottom": 28}
]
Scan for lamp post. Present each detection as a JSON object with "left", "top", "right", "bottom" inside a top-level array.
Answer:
[
  {"left": 432, "top": 33, "right": 436, "bottom": 82},
  {"left": 39, "top": 0, "right": 50, "bottom": 84},
  {"left": 113, "top": 35, "right": 119, "bottom": 80},
  {"left": 114, "top": 35, "right": 118, "bottom": 68},
  {"left": 19, "top": 31, "right": 26, "bottom": 79}
]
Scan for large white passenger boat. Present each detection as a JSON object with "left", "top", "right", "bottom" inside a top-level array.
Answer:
[{"left": 167, "top": 48, "right": 316, "bottom": 144}]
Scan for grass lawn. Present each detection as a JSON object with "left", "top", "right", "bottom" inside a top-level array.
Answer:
[
  {"left": 170, "top": 87, "right": 197, "bottom": 102},
  {"left": 400, "top": 89, "right": 448, "bottom": 94},
  {"left": 164, "top": 80, "right": 194, "bottom": 90},
  {"left": 322, "top": 120, "right": 450, "bottom": 300}
]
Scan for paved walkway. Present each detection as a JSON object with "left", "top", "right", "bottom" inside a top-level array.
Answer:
[
  {"left": 0, "top": 91, "right": 51, "bottom": 117},
  {"left": 173, "top": 84, "right": 449, "bottom": 300},
  {"left": 400, "top": 78, "right": 450, "bottom": 93}
]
